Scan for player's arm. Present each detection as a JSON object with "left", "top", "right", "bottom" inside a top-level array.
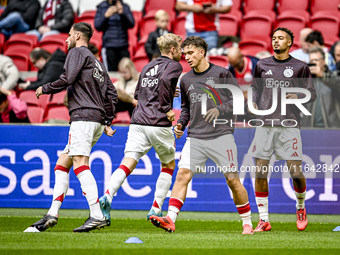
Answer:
[
  {"left": 177, "top": 81, "right": 190, "bottom": 134},
  {"left": 39, "top": 49, "right": 85, "bottom": 97},
  {"left": 176, "top": 1, "right": 204, "bottom": 13},
  {"left": 134, "top": 74, "right": 142, "bottom": 101},
  {"left": 159, "top": 62, "right": 183, "bottom": 121},
  {"left": 104, "top": 73, "right": 118, "bottom": 137}
]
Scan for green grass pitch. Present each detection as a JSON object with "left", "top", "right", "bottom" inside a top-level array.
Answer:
[{"left": 0, "top": 208, "right": 339, "bottom": 255}]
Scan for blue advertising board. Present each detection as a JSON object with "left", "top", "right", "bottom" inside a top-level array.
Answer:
[{"left": 0, "top": 125, "right": 339, "bottom": 214}]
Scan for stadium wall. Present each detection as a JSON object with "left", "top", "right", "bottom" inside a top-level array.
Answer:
[{"left": 0, "top": 125, "right": 339, "bottom": 214}]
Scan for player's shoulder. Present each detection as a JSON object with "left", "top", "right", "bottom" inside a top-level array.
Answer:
[
  {"left": 257, "top": 56, "right": 274, "bottom": 65},
  {"left": 289, "top": 55, "right": 309, "bottom": 69}
]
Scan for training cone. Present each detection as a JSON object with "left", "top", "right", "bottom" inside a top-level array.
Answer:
[{"left": 125, "top": 237, "right": 143, "bottom": 243}]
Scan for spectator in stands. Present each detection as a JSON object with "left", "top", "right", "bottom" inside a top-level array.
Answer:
[
  {"left": 26, "top": 0, "right": 74, "bottom": 41},
  {"left": 0, "top": 86, "right": 29, "bottom": 123},
  {"left": 145, "top": 10, "right": 171, "bottom": 61},
  {"left": 329, "top": 40, "right": 340, "bottom": 62},
  {"left": 114, "top": 57, "right": 138, "bottom": 116},
  {"left": 305, "top": 30, "right": 337, "bottom": 71},
  {"left": 227, "top": 47, "right": 258, "bottom": 101},
  {"left": 0, "top": 0, "right": 40, "bottom": 38},
  {"left": 0, "top": 54, "right": 19, "bottom": 90},
  {"left": 175, "top": 0, "right": 232, "bottom": 51},
  {"left": 18, "top": 48, "right": 66, "bottom": 91},
  {"left": 290, "top": 28, "right": 313, "bottom": 63},
  {"left": 95, "top": 0, "right": 134, "bottom": 71},
  {"left": 255, "top": 51, "right": 271, "bottom": 60},
  {"left": 301, "top": 47, "right": 340, "bottom": 128}
]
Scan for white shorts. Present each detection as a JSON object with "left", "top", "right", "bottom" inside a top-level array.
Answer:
[
  {"left": 124, "top": 124, "right": 175, "bottom": 164},
  {"left": 248, "top": 127, "right": 303, "bottom": 160},
  {"left": 62, "top": 121, "right": 104, "bottom": 157},
  {"left": 178, "top": 134, "right": 238, "bottom": 173}
]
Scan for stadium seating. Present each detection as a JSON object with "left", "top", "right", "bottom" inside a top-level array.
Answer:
[
  {"left": 239, "top": 39, "right": 269, "bottom": 57},
  {"left": 290, "top": 41, "right": 302, "bottom": 52},
  {"left": 27, "top": 106, "right": 44, "bottom": 123},
  {"left": 310, "top": 0, "right": 340, "bottom": 15},
  {"left": 209, "top": 55, "right": 229, "bottom": 67},
  {"left": 112, "top": 111, "right": 131, "bottom": 124},
  {"left": 311, "top": 15, "right": 340, "bottom": 41},
  {"left": 276, "top": 14, "right": 308, "bottom": 41},
  {"left": 243, "top": 0, "right": 276, "bottom": 14},
  {"left": 179, "top": 58, "right": 191, "bottom": 73},
  {"left": 4, "top": 53, "right": 30, "bottom": 71},
  {"left": 132, "top": 56, "right": 150, "bottom": 72},
  {"left": 43, "top": 105, "right": 70, "bottom": 122},
  {"left": 48, "top": 90, "right": 67, "bottom": 107},
  {"left": 77, "top": 10, "right": 96, "bottom": 20},
  {"left": 277, "top": 0, "right": 309, "bottom": 14},
  {"left": 144, "top": 0, "right": 176, "bottom": 14},
  {"left": 4, "top": 36, "right": 36, "bottom": 55},
  {"left": 240, "top": 14, "right": 273, "bottom": 42},
  {"left": 219, "top": 13, "right": 239, "bottom": 37},
  {"left": 172, "top": 12, "right": 187, "bottom": 39},
  {"left": 19, "top": 91, "right": 51, "bottom": 109},
  {"left": 39, "top": 35, "right": 68, "bottom": 53}
]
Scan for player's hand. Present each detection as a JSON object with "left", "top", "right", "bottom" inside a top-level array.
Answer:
[
  {"left": 203, "top": 108, "right": 220, "bottom": 122},
  {"left": 132, "top": 98, "right": 138, "bottom": 107},
  {"left": 248, "top": 102, "right": 258, "bottom": 114},
  {"left": 174, "top": 87, "right": 181, "bottom": 97},
  {"left": 36, "top": 87, "right": 43, "bottom": 99},
  {"left": 174, "top": 123, "right": 184, "bottom": 139},
  {"left": 104, "top": 125, "right": 116, "bottom": 137},
  {"left": 192, "top": 4, "right": 204, "bottom": 13},
  {"left": 286, "top": 94, "right": 298, "bottom": 99},
  {"left": 309, "top": 65, "right": 323, "bottom": 77},
  {"left": 203, "top": 4, "right": 216, "bottom": 14},
  {"left": 166, "top": 109, "right": 176, "bottom": 122}
]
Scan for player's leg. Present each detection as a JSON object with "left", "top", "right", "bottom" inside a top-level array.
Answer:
[
  {"left": 287, "top": 159, "right": 308, "bottom": 230},
  {"left": 225, "top": 172, "right": 253, "bottom": 234},
  {"left": 100, "top": 125, "right": 150, "bottom": 223},
  {"left": 147, "top": 126, "right": 176, "bottom": 219},
  {"left": 150, "top": 167, "right": 194, "bottom": 232},
  {"left": 25, "top": 153, "right": 72, "bottom": 232}
]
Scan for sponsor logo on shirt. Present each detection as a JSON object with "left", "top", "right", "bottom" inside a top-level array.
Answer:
[
  {"left": 93, "top": 60, "right": 104, "bottom": 82},
  {"left": 142, "top": 65, "right": 159, "bottom": 87},
  {"left": 146, "top": 65, "right": 159, "bottom": 77},
  {"left": 265, "top": 70, "right": 273, "bottom": 75},
  {"left": 265, "top": 78, "right": 291, "bottom": 88}
]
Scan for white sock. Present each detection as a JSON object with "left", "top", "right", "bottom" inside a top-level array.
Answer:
[
  {"left": 47, "top": 170, "right": 69, "bottom": 216},
  {"left": 295, "top": 190, "right": 306, "bottom": 210},
  {"left": 151, "top": 170, "right": 173, "bottom": 214},
  {"left": 76, "top": 167, "right": 103, "bottom": 220},
  {"left": 105, "top": 168, "right": 128, "bottom": 204},
  {"left": 255, "top": 195, "right": 269, "bottom": 222},
  {"left": 236, "top": 202, "right": 252, "bottom": 227}
]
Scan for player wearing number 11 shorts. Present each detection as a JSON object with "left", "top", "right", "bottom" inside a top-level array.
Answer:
[{"left": 248, "top": 27, "right": 316, "bottom": 232}]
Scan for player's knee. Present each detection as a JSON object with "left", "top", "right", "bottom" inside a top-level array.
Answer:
[{"left": 226, "top": 178, "right": 242, "bottom": 190}]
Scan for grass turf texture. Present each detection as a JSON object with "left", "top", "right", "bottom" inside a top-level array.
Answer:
[{"left": 0, "top": 208, "right": 339, "bottom": 255}]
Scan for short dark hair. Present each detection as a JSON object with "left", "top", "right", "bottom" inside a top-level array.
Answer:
[
  {"left": 0, "top": 93, "right": 7, "bottom": 104},
  {"left": 309, "top": 47, "right": 325, "bottom": 59},
  {"left": 72, "top": 22, "right": 93, "bottom": 43},
  {"left": 88, "top": 43, "right": 99, "bottom": 55},
  {"left": 273, "top": 27, "right": 295, "bottom": 47},
  {"left": 29, "top": 48, "right": 51, "bottom": 61},
  {"left": 305, "top": 30, "right": 324, "bottom": 46},
  {"left": 181, "top": 36, "right": 208, "bottom": 56}
]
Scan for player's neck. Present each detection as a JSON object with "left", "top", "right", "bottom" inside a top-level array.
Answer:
[
  {"left": 274, "top": 51, "right": 290, "bottom": 61},
  {"left": 76, "top": 41, "right": 88, "bottom": 48},
  {"left": 194, "top": 60, "right": 210, "bottom": 73}
]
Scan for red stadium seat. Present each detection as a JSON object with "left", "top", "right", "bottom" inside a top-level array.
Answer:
[
  {"left": 239, "top": 39, "right": 269, "bottom": 57},
  {"left": 311, "top": 15, "right": 340, "bottom": 41},
  {"left": 240, "top": 14, "right": 273, "bottom": 40},
  {"left": 4, "top": 37, "right": 35, "bottom": 55},
  {"left": 9, "top": 33, "right": 38, "bottom": 47},
  {"left": 19, "top": 90, "right": 51, "bottom": 109},
  {"left": 134, "top": 42, "right": 148, "bottom": 58},
  {"left": 112, "top": 111, "right": 131, "bottom": 124},
  {"left": 4, "top": 53, "right": 30, "bottom": 71},
  {"left": 209, "top": 55, "right": 229, "bottom": 67},
  {"left": 290, "top": 41, "right": 302, "bottom": 52},
  {"left": 78, "top": 10, "right": 96, "bottom": 20},
  {"left": 310, "top": 0, "right": 340, "bottom": 15},
  {"left": 172, "top": 12, "right": 187, "bottom": 39},
  {"left": 219, "top": 13, "right": 239, "bottom": 36},
  {"left": 243, "top": 0, "right": 276, "bottom": 14},
  {"left": 312, "top": 10, "right": 340, "bottom": 21},
  {"left": 180, "top": 58, "right": 191, "bottom": 73},
  {"left": 128, "top": 11, "right": 142, "bottom": 54},
  {"left": 27, "top": 106, "right": 44, "bottom": 123},
  {"left": 245, "top": 10, "right": 276, "bottom": 22},
  {"left": 232, "top": 0, "right": 242, "bottom": 10},
  {"left": 132, "top": 56, "right": 150, "bottom": 72},
  {"left": 144, "top": 0, "right": 176, "bottom": 14},
  {"left": 48, "top": 90, "right": 67, "bottom": 107},
  {"left": 0, "top": 33, "right": 5, "bottom": 53},
  {"left": 110, "top": 77, "right": 118, "bottom": 84},
  {"left": 39, "top": 36, "right": 67, "bottom": 53},
  {"left": 43, "top": 105, "right": 70, "bottom": 122},
  {"left": 275, "top": 15, "right": 308, "bottom": 41},
  {"left": 277, "top": 0, "right": 309, "bottom": 14},
  {"left": 277, "top": 10, "right": 310, "bottom": 25}
]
